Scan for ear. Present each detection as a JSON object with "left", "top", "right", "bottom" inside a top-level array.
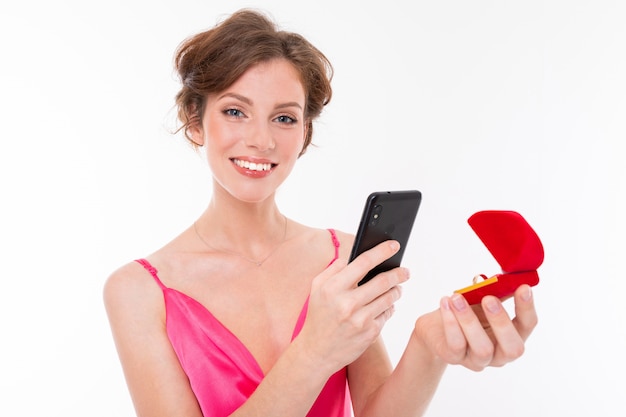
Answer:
[{"left": 187, "top": 120, "right": 204, "bottom": 147}]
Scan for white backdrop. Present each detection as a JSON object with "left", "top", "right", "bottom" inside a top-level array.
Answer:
[{"left": 1, "top": 0, "right": 624, "bottom": 416}]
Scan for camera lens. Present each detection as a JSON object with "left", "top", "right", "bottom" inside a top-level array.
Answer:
[{"left": 371, "top": 204, "right": 383, "bottom": 226}]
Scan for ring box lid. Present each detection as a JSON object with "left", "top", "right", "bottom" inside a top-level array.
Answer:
[{"left": 468, "top": 210, "right": 544, "bottom": 274}]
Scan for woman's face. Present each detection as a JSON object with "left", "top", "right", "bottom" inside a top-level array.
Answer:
[{"left": 192, "top": 59, "right": 307, "bottom": 203}]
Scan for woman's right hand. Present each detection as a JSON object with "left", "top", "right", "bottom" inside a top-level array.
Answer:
[{"left": 295, "top": 240, "right": 410, "bottom": 376}]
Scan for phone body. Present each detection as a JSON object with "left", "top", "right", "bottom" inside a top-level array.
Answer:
[{"left": 349, "top": 190, "right": 422, "bottom": 286}]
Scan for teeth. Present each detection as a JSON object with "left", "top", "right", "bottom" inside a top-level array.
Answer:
[{"left": 233, "top": 159, "right": 273, "bottom": 172}]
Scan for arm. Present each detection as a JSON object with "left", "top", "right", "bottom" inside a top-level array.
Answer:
[
  {"left": 103, "top": 263, "right": 204, "bottom": 417},
  {"left": 349, "top": 285, "right": 538, "bottom": 417},
  {"left": 348, "top": 336, "right": 446, "bottom": 417}
]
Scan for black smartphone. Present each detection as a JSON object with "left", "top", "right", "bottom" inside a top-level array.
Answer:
[{"left": 349, "top": 190, "right": 422, "bottom": 286}]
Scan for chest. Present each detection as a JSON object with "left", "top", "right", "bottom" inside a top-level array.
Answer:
[{"left": 175, "top": 252, "right": 324, "bottom": 374}]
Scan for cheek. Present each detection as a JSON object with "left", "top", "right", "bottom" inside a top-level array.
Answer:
[
  {"left": 204, "top": 119, "right": 242, "bottom": 150},
  {"left": 202, "top": 124, "right": 231, "bottom": 167},
  {"left": 278, "top": 127, "right": 306, "bottom": 154}
]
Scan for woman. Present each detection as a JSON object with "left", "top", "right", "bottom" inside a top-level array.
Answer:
[{"left": 103, "top": 9, "right": 537, "bottom": 417}]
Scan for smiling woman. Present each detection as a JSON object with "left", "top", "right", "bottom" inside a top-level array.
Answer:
[{"left": 102, "top": 8, "right": 538, "bottom": 417}]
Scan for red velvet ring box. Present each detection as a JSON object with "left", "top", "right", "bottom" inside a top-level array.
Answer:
[{"left": 454, "top": 210, "right": 544, "bottom": 305}]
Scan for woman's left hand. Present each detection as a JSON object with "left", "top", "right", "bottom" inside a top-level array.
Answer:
[{"left": 413, "top": 284, "right": 538, "bottom": 371}]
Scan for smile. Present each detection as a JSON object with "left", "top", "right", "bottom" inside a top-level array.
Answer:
[{"left": 231, "top": 158, "right": 275, "bottom": 172}]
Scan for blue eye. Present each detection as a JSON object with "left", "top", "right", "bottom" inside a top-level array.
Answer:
[
  {"left": 224, "top": 108, "right": 244, "bottom": 117},
  {"left": 275, "top": 115, "right": 297, "bottom": 124}
]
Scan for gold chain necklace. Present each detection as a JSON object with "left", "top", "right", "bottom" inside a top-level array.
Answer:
[{"left": 192, "top": 215, "right": 288, "bottom": 267}]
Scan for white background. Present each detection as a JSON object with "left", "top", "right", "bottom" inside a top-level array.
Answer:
[{"left": 1, "top": 0, "right": 625, "bottom": 415}]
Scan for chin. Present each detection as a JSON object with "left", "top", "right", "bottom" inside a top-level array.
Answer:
[{"left": 219, "top": 182, "right": 279, "bottom": 204}]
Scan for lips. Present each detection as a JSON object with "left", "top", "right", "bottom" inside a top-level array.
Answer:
[
  {"left": 231, "top": 158, "right": 275, "bottom": 171},
  {"left": 230, "top": 158, "right": 277, "bottom": 177}
]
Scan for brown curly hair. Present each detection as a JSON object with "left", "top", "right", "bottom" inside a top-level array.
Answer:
[{"left": 174, "top": 9, "right": 333, "bottom": 156}]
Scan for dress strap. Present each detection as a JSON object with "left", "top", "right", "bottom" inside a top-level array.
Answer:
[
  {"left": 135, "top": 258, "right": 167, "bottom": 290},
  {"left": 294, "top": 229, "right": 342, "bottom": 339},
  {"left": 327, "top": 229, "right": 340, "bottom": 265}
]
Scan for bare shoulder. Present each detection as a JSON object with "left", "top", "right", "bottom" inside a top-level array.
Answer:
[
  {"left": 104, "top": 260, "right": 149, "bottom": 289},
  {"left": 103, "top": 260, "right": 163, "bottom": 322},
  {"left": 328, "top": 228, "right": 355, "bottom": 261},
  {"left": 103, "top": 261, "right": 203, "bottom": 416},
  {"left": 286, "top": 221, "right": 354, "bottom": 257}
]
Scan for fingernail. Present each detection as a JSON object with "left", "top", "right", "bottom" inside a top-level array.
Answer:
[
  {"left": 441, "top": 297, "right": 451, "bottom": 311},
  {"left": 402, "top": 267, "right": 410, "bottom": 280},
  {"left": 389, "top": 241, "right": 400, "bottom": 251},
  {"left": 484, "top": 296, "right": 502, "bottom": 314},
  {"left": 521, "top": 286, "right": 533, "bottom": 302},
  {"left": 451, "top": 293, "right": 467, "bottom": 311}
]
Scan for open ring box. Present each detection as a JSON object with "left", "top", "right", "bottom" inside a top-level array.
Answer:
[{"left": 454, "top": 210, "right": 544, "bottom": 305}]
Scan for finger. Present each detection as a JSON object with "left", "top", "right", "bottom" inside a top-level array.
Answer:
[
  {"left": 449, "top": 293, "right": 495, "bottom": 369},
  {"left": 346, "top": 240, "right": 401, "bottom": 288},
  {"left": 512, "top": 285, "right": 538, "bottom": 341},
  {"left": 355, "top": 266, "right": 410, "bottom": 306},
  {"left": 310, "top": 257, "right": 346, "bottom": 291},
  {"left": 439, "top": 296, "right": 469, "bottom": 364},
  {"left": 372, "top": 303, "right": 396, "bottom": 329},
  {"left": 481, "top": 295, "right": 525, "bottom": 363},
  {"left": 361, "top": 281, "right": 403, "bottom": 321}
]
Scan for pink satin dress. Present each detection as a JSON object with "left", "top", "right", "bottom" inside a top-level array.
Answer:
[{"left": 135, "top": 229, "right": 351, "bottom": 417}]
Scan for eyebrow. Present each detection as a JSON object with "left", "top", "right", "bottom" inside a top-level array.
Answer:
[
  {"left": 276, "top": 101, "right": 303, "bottom": 111},
  {"left": 218, "top": 92, "right": 303, "bottom": 111},
  {"left": 219, "top": 93, "right": 252, "bottom": 105}
]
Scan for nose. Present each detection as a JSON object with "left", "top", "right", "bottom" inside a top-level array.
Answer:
[{"left": 245, "top": 120, "right": 275, "bottom": 151}]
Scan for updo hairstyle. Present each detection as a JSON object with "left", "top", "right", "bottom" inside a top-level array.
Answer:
[{"left": 174, "top": 9, "right": 333, "bottom": 155}]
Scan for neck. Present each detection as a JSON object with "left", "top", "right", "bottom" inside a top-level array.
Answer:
[{"left": 193, "top": 188, "right": 288, "bottom": 260}]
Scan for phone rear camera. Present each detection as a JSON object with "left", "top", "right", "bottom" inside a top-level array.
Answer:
[{"left": 371, "top": 205, "right": 383, "bottom": 226}]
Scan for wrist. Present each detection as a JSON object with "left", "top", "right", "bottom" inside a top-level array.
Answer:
[
  {"left": 288, "top": 335, "right": 338, "bottom": 382},
  {"left": 411, "top": 316, "right": 447, "bottom": 370}
]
